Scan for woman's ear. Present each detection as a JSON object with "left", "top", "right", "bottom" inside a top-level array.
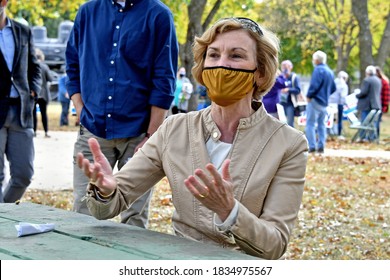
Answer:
[{"left": 254, "top": 70, "right": 265, "bottom": 88}]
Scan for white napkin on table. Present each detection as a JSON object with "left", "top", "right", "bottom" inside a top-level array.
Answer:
[{"left": 15, "top": 222, "right": 55, "bottom": 237}]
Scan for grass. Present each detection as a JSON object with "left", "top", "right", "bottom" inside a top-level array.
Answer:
[
  {"left": 38, "top": 101, "right": 79, "bottom": 132},
  {"left": 25, "top": 102, "right": 390, "bottom": 259}
]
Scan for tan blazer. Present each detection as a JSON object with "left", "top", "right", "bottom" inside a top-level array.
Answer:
[{"left": 86, "top": 105, "right": 308, "bottom": 259}]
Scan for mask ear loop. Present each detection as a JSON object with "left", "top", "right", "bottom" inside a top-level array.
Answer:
[{"left": 253, "top": 68, "right": 261, "bottom": 88}]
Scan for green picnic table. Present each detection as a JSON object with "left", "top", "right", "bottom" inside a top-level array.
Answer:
[{"left": 0, "top": 202, "right": 257, "bottom": 260}]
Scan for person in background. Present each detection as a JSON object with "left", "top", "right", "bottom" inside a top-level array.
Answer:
[
  {"left": 328, "top": 70, "right": 349, "bottom": 140},
  {"left": 33, "top": 48, "right": 53, "bottom": 138},
  {"left": 262, "top": 70, "right": 284, "bottom": 119},
  {"left": 305, "top": 50, "right": 336, "bottom": 153},
  {"left": 171, "top": 67, "right": 193, "bottom": 114},
  {"left": 375, "top": 66, "right": 389, "bottom": 139},
  {"left": 279, "top": 60, "right": 301, "bottom": 127},
  {"left": 58, "top": 72, "right": 70, "bottom": 126},
  {"left": 66, "top": 0, "right": 178, "bottom": 228},
  {"left": 0, "top": 0, "right": 41, "bottom": 202},
  {"left": 77, "top": 17, "right": 308, "bottom": 260},
  {"left": 196, "top": 84, "right": 211, "bottom": 110},
  {"left": 356, "top": 65, "right": 382, "bottom": 141}
]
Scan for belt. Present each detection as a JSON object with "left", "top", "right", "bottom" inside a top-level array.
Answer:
[{"left": 7, "top": 97, "right": 21, "bottom": 105}]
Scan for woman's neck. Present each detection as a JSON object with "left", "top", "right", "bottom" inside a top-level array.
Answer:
[{"left": 211, "top": 99, "right": 254, "bottom": 143}]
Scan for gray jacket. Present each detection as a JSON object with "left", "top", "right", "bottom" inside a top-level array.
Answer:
[
  {"left": 357, "top": 75, "right": 382, "bottom": 111},
  {"left": 0, "top": 19, "right": 41, "bottom": 128},
  {"left": 37, "top": 62, "right": 53, "bottom": 102},
  {"left": 86, "top": 105, "right": 308, "bottom": 259}
]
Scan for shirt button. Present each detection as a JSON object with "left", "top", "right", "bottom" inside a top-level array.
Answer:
[
  {"left": 116, "top": 25, "right": 120, "bottom": 29},
  {"left": 113, "top": 43, "right": 117, "bottom": 47},
  {"left": 107, "top": 114, "right": 111, "bottom": 118},
  {"left": 108, "top": 96, "right": 112, "bottom": 100},
  {"left": 109, "top": 78, "right": 113, "bottom": 82},
  {"left": 119, "top": 9, "right": 123, "bottom": 12},
  {"left": 11, "top": 77, "right": 14, "bottom": 81},
  {"left": 110, "top": 60, "right": 114, "bottom": 64}
]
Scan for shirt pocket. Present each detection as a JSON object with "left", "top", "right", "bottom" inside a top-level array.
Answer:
[{"left": 121, "top": 32, "right": 149, "bottom": 64}]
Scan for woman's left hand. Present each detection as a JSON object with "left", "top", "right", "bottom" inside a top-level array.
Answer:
[{"left": 184, "top": 159, "right": 235, "bottom": 221}]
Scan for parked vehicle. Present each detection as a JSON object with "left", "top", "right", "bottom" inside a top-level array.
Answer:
[
  {"left": 32, "top": 21, "right": 73, "bottom": 101},
  {"left": 32, "top": 21, "right": 73, "bottom": 69}
]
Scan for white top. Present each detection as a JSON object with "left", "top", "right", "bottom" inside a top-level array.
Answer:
[
  {"left": 206, "top": 138, "right": 232, "bottom": 171},
  {"left": 206, "top": 138, "right": 238, "bottom": 231}
]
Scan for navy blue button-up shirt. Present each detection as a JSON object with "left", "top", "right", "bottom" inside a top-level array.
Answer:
[{"left": 66, "top": 0, "right": 178, "bottom": 139}]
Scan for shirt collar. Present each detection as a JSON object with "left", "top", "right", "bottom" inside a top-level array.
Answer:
[
  {"left": 4, "top": 17, "right": 12, "bottom": 28},
  {"left": 112, "top": 0, "right": 143, "bottom": 10}
]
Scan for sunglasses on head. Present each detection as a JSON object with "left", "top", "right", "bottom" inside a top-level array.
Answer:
[{"left": 218, "top": 17, "right": 264, "bottom": 37}]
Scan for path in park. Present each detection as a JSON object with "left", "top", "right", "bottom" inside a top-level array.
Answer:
[{"left": 4, "top": 130, "right": 389, "bottom": 191}]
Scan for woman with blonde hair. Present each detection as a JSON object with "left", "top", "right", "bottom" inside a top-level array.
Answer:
[{"left": 77, "top": 17, "right": 308, "bottom": 260}]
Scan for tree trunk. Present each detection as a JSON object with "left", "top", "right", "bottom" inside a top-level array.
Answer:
[
  {"left": 183, "top": 0, "right": 207, "bottom": 111},
  {"left": 375, "top": 11, "right": 390, "bottom": 69},
  {"left": 183, "top": 0, "right": 224, "bottom": 111},
  {"left": 336, "top": 45, "right": 344, "bottom": 73},
  {"left": 351, "top": 0, "right": 374, "bottom": 82}
]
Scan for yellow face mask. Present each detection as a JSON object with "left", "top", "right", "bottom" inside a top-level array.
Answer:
[{"left": 202, "top": 67, "right": 256, "bottom": 106}]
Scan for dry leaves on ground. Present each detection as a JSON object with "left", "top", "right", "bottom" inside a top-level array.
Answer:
[{"left": 285, "top": 156, "right": 389, "bottom": 259}]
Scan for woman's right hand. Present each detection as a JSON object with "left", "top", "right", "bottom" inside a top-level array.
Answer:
[{"left": 77, "top": 138, "right": 117, "bottom": 196}]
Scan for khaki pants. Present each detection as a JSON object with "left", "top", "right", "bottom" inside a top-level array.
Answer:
[{"left": 72, "top": 124, "right": 152, "bottom": 228}]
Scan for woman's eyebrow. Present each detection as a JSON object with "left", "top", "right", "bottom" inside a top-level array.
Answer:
[{"left": 207, "top": 47, "right": 248, "bottom": 52}]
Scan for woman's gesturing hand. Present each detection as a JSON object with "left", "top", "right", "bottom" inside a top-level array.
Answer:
[
  {"left": 184, "top": 159, "right": 235, "bottom": 222},
  {"left": 77, "top": 138, "right": 117, "bottom": 196}
]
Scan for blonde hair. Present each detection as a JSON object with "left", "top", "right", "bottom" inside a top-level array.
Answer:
[{"left": 191, "top": 18, "right": 280, "bottom": 99}]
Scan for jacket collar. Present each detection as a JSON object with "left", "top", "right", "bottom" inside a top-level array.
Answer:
[
  {"left": 3, "top": 17, "right": 11, "bottom": 28},
  {"left": 201, "top": 102, "right": 269, "bottom": 142},
  {"left": 9, "top": 18, "right": 21, "bottom": 69}
]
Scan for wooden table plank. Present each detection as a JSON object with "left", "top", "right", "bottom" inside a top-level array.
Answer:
[
  {"left": 0, "top": 219, "right": 156, "bottom": 260},
  {"left": 0, "top": 202, "right": 258, "bottom": 260},
  {"left": 0, "top": 251, "right": 20, "bottom": 260}
]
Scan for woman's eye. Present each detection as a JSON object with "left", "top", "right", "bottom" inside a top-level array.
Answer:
[
  {"left": 207, "top": 53, "right": 219, "bottom": 58},
  {"left": 232, "top": 53, "right": 243, "bottom": 59}
]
